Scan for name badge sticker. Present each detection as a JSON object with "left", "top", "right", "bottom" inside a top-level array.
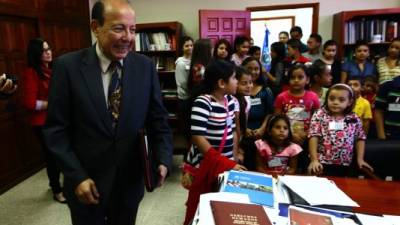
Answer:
[
  {"left": 185, "top": 65, "right": 190, "bottom": 70},
  {"left": 388, "top": 103, "right": 400, "bottom": 112},
  {"left": 226, "top": 115, "right": 232, "bottom": 126},
  {"left": 250, "top": 98, "right": 262, "bottom": 106},
  {"left": 268, "top": 157, "right": 283, "bottom": 167},
  {"left": 329, "top": 121, "right": 344, "bottom": 130}
]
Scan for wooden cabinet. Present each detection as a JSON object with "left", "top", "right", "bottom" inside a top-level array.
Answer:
[
  {"left": 0, "top": 0, "right": 91, "bottom": 193},
  {"left": 333, "top": 8, "right": 400, "bottom": 61},
  {"left": 135, "top": 22, "right": 187, "bottom": 153}
]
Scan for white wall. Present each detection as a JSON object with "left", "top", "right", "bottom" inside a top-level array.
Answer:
[
  {"left": 131, "top": 0, "right": 400, "bottom": 41},
  {"left": 251, "top": 8, "right": 314, "bottom": 47}
]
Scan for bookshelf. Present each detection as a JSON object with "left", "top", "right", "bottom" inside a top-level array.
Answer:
[
  {"left": 135, "top": 21, "right": 187, "bottom": 153},
  {"left": 333, "top": 8, "right": 400, "bottom": 61}
]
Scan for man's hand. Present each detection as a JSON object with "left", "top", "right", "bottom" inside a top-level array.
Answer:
[
  {"left": 157, "top": 164, "right": 168, "bottom": 187},
  {"left": 75, "top": 179, "right": 100, "bottom": 204},
  {"left": 0, "top": 74, "right": 17, "bottom": 95}
]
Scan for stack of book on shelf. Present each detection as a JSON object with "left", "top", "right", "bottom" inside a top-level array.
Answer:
[
  {"left": 150, "top": 56, "right": 175, "bottom": 71},
  {"left": 168, "top": 113, "right": 177, "bottom": 119},
  {"left": 161, "top": 89, "right": 178, "bottom": 99},
  {"left": 135, "top": 32, "right": 173, "bottom": 51},
  {"left": 345, "top": 19, "right": 398, "bottom": 44}
]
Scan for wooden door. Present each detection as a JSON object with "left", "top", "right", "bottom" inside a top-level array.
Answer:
[
  {"left": 0, "top": 0, "right": 91, "bottom": 194},
  {"left": 199, "top": 10, "right": 250, "bottom": 46}
]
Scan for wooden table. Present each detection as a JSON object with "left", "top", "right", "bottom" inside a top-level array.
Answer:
[{"left": 330, "top": 177, "right": 400, "bottom": 215}]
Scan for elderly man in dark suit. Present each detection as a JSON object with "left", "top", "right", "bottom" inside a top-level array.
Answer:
[{"left": 43, "top": 0, "right": 173, "bottom": 224}]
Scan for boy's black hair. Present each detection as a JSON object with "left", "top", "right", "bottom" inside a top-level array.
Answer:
[
  {"left": 347, "top": 75, "right": 363, "bottom": 85},
  {"left": 309, "top": 33, "right": 322, "bottom": 43},
  {"left": 308, "top": 59, "right": 327, "bottom": 84},
  {"left": 323, "top": 39, "right": 338, "bottom": 50},
  {"left": 279, "top": 31, "right": 289, "bottom": 37},
  {"left": 287, "top": 39, "right": 301, "bottom": 50},
  {"left": 364, "top": 75, "right": 378, "bottom": 84},
  {"left": 354, "top": 39, "right": 369, "bottom": 50},
  {"left": 248, "top": 46, "right": 261, "bottom": 56},
  {"left": 290, "top": 26, "right": 303, "bottom": 35},
  {"left": 263, "top": 114, "right": 293, "bottom": 148},
  {"left": 233, "top": 35, "right": 250, "bottom": 52}
]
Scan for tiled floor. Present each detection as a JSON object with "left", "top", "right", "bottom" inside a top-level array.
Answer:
[{"left": 0, "top": 155, "right": 188, "bottom": 225}]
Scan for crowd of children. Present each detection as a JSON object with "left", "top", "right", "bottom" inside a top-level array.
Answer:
[{"left": 177, "top": 30, "right": 400, "bottom": 224}]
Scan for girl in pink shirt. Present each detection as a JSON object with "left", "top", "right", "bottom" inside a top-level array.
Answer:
[
  {"left": 274, "top": 64, "right": 320, "bottom": 145},
  {"left": 255, "top": 115, "right": 302, "bottom": 175}
]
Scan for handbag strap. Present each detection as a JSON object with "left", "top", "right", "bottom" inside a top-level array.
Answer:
[{"left": 217, "top": 96, "right": 229, "bottom": 153}]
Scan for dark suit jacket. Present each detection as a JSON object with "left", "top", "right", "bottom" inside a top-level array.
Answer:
[{"left": 43, "top": 45, "right": 173, "bottom": 194}]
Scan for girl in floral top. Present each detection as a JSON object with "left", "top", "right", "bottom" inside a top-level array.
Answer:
[{"left": 308, "top": 84, "right": 373, "bottom": 176}]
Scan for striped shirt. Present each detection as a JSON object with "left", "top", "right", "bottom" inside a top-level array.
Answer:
[
  {"left": 375, "top": 76, "right": 400, "bottom": 128},
  {"left": 186, "top": 94, "right": 236, "bottom": 167},
  {"left": 377, "top": 57, "right": 400, "bottom": 84}
]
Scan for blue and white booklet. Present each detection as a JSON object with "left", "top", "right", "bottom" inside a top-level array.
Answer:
[{"left": 218, "top": 170, "right": 274, "bottom": 207}]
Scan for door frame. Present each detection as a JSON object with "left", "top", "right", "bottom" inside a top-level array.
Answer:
[
  {"left": 251, "top": 16, "right": 295, "bottom": 27},
  {"left": 246, "top": 3, "right": 319, "bottom": 33}
]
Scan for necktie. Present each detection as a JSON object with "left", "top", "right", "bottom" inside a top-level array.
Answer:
[{"left": 108, "top": 61, "right": 122, "bottom": 125}]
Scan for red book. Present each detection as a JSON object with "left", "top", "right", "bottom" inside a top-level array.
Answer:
[
  {"left": 289, "top": 206, "right": 333, "bottom": 225},
  {"left": 138, "top": 129, "right": 158, "bottom": 192},
  {"left": 386, "top": 21, "right": 398, "bottom": 41},
  {"left": 210, "top": 200, "right": 272, "bottom": 225}
]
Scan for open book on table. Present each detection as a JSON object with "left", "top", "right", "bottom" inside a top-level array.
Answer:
[{"left": 277, "top": 175, "right": 359, "bottom": 210}]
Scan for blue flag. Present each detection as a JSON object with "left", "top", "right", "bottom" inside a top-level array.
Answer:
[{"left": 261, "top": 26, "right": 271, "bottom": 72}]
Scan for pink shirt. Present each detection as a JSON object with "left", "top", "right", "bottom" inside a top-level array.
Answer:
[
  {"left": 274, "top": 90, "right": 320, "bottom": 133},
  {"left": 255, "top": 140, "right": 302, "bottom": 174}
]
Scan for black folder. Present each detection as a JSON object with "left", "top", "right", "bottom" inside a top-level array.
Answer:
[{"left": 138, "top": 129, "right": 159, "bottom": 192}]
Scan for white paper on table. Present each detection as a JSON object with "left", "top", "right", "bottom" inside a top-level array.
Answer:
[
  {"left": 264, "top": 207, "right": 289, "bottom": 225},
  {"left": 331, "top": 217, "right": 359, "bottom": 225},
  {"left": 383, "top": 215, "right": 400, "bottom": 225},
  {"left": 194, "top": 192, "right": 250, "bottom": 225},
  {"left": 275, "top": 178, "right": 291, "bottom": 204},
  {"left": 278, "top": 175, "right": 359, "bottom": 207},
  {"left": 356, "top": 213, "right": 393, "bottom": 225}
]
